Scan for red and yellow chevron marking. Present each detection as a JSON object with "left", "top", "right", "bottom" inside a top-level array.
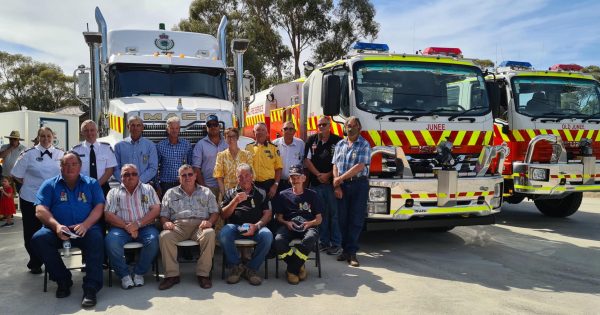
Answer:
[
  {"left": 391, "top": 191, "right": 494, "bottom": 199},
  {"left": 508, "top": 173, "right": 600, "bottom": 179},
  {"left": 245, "top": 113, "right": 265, "bottom": 126},
  {"left": 109, "top": 113, "right": 124, "bottom": 133},
  {"left": 361, "top": 130, "right": 493, "bottom": 147},
  {"left": 270, "top": 108, "right": 285, "bottom": 122},
  {"left": 493, "top": 123, "right": 600, "bottom": 143},
  {"left": 306, "top": 115, "right": 344, "bottom": 137}
]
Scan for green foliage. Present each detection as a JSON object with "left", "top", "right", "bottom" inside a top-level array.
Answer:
[
  {"left": 473, "top": 59, "right": 495, "bottom": 70},
  {"left": 0, "top": 51, "right": 76, "bottom": 112},
  {"left": 583, "top": 65, "right": 600, "bottom": 81}
]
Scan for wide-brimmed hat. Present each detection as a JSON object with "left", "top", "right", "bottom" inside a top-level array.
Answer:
[{"left": 6, "top": 130, "right": 23, "bottom": 140}]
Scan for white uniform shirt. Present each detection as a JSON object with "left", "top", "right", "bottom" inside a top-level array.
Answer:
[
  {"left": 273, "top": 137, "right": 305, "bottom": 179},
  {"left": 72, "top": 141, "right": 117, "bottom": 179},
  {"left": 11, "top": 145, "right": 64, "bottom": 202},
  {"left": 1, "top": 143, "right": 26, "bottom": 176}
]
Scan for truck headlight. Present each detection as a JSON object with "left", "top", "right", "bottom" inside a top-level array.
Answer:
[
  {"left": 491, "top": 182, "right": 503, "bottom": 208},
  {"left": 369, "top": 187, "right": 388, "bottom": 202},
  {"left": 529, "top": 167, "right": 549, "bottom": 181}
]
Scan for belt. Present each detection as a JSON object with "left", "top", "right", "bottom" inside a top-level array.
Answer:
[{"left": 347, "top": 175, "right": 367, "bottom": 182}]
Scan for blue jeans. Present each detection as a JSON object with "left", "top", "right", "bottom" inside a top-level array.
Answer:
[
  {"left": 337, "top": 178, "right": 369, "bottom": 255},
  {"left": 105, "top": 226, "right": 159, "bottom": 279},
  {"left": 219, "top": 223, "right": 272, "bottom": 271},
  {"left": 313, "top": 184, "right": 341, "bottom": 247},
  {"left": 32, "top": 226, "right": 104, "bottom": 291}
]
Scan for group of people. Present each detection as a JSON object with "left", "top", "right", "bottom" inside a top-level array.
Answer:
[{"left": 2, "top": 113, "right": 372, "bottom": 308}]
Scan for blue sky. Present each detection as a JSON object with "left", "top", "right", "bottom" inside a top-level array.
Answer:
[{"left": 0, "top": 0, "right": 598, "bottom": 73}]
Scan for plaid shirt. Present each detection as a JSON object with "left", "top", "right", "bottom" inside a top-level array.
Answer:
[
  {"left": 157, "top": 138, "right": 194, "bottom": 183},
  {"left": 332, "top": 135, "right": 371, "bottom": 177},
  {"left": 161, "top": 184, "right": 218, "bottom": 221},
  {"left": 105, "top": 182, "right": 160, "bottom": 224}
]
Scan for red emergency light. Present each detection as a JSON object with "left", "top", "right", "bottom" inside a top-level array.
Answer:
[
  {"left": 550, "top": 64, "right": 583, "bottom": 71},
  {"left": 422, "top": 47, "right": 462, "bottom": 57}
]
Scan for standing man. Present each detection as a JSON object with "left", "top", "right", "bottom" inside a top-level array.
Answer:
[
  {"left": 273, "top": 121, "right": 304, "bottom": 192},
  {"left": 304, "top": 116, "right": 343, "bottom": 255},
  {"left": 158, "top": 164, "right": 219, "bottom": 290},
  {"left": 273, "top": 164, "right": 322, "bottom": 285},
  {"left": 72, "top": 120, "right": 117, "bottom": 196},
  {"left": 114, "top": 116, "right": 158, "bottom": 185},
  {"left": 219, "top": 163, "right": 272, "bottom": 286},
  {"left": 332, "top": 117, "right": 371, "bottom": 267},
  {"left": 245, "top": 122, "right": 282, "bottom": 199},
  {"left": 156, "top": 116, "right": 193, "bottom": 195},
  {"left": 31, "top": 152, "right": 105, "bottom": 308},
  {"left": 192, "top": 114, "right": 228, "bottom": 199},
  {"left": 0, "top": 130, "right": 26, "bottom": 187},
  {"left": 104, "top": 164, "right": 160, "bottom": 290}
]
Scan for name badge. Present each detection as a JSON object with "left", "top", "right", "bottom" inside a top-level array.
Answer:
[
  {"left": 78, "top": 192, "right": 87, "bottom": 203},
  {"left": 60, "top": 191, "right": 68, "bottom": 202},
  {"left": 36, "top": 157, "right": 43, "bottom": 162},
  {"left": 250, "top": 198, "right": 255, "bottom": 208},
  {"left": 143, "top": 154, "right": 149, "bottom": 163}
]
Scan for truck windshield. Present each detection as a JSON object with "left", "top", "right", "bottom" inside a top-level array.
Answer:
[
  {"left": 353, "top": 61, "right": 489, "bottom": 116},
  {"left": 512, "top": 76, "right": 600, "bottom": 118},
  {"left": 109, "top": 64, "right": 227, "bottom": 99}
]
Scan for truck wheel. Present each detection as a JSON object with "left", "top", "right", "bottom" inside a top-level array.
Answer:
[
  {"left": 428, "top": 226, "right": 455, "bottom": 232},
  {"left": 533, "top": 192, "right": 582, "bottom": 218},
  {"left": 504, "top": 194, "right": 525, "bottom": 204}
]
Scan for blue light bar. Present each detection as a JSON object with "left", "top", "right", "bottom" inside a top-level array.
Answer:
[
  {"left": 499, "top": 60, "right": 533, "bottom": 69},
  {"left": 352, "top": 42, "right": 389, "bottom": 52}
]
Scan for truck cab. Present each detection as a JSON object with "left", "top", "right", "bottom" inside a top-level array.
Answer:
[{"left": 488, "top": 61, "right": 600, "bottom": 217}]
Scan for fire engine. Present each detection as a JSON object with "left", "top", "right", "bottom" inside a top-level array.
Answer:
[
  {"left": 75, "top": 7, "right": 251, "bottom": 146},
  {"left": 487, "top": 61, "right": 600, "bottom": 217},
  {"left": 245, "top": 43, "right": 509, "bottom": 230}
]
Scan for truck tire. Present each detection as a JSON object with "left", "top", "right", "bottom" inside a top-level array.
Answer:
[
  {"left": 428, "top": 226, "right": 455, "bottom": 232},
  {"left": 504, "top": 194, "right": 525, "bottom": 204},
  {"left": 533, "top": 192, "right": 582, "bottom": 218}
]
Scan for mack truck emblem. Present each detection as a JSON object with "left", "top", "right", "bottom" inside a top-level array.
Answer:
[{"left": 155, "top": 33, "right": 175, "bottom": 51}]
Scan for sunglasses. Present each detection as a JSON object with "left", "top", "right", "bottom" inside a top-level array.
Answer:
[
  {"left": 179, "top": 172, "right": 195, "bottom": 178},
  {"left": 122, "top": 172, "right": 138, "bottom": 178},
  {"left": 207, "top": 123, "right": 219, "bottom": 128},
  {"left": 318, "top": 123, "right": 329, "bottom": 127},
  {"left": 283, "top": 127, "right": 295, "bottom": 131}
]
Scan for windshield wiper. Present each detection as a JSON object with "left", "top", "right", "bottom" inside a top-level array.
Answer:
[
  {"left": 191, "top": 92, "right": 217, "bottom": 98},
  {"left": 374, "top": 108, "right": 425, "bottom": 120},
  {"left": 530, "top": 111, "right": 566, "bottom": 121},
  {"left": 132, "top": 91, "right": 166, "bottom": 96},
  {"left": 409, "top": 108, "right": 457, "bottom": 121},
  {"left": 447, "top": 106, "right": 488, "bottom": 121},
  {"left": 582, "top": 112, "right": 600, "bottom": 122}
]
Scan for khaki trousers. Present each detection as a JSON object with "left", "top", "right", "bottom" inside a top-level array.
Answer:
[{"left": 159, "top": 219, "right": 215, "bottom": 277}]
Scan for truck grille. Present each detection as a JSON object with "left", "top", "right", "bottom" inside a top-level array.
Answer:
[{"left": 143, "top": 121, "right": 219, "bottom": 145}]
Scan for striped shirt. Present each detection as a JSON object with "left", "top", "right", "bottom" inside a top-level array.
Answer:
[
  {"left": 160, "top": 184, "right": 218, "bottom": 221},
  {"left": 105, "top": 182, "right": 160, "bottom": 223},
  {"left": 332, "top": 135, "right": 371, "bottom": 177},
  {"left": 157, "top": 138, "right": 194, "bottom": 183}
]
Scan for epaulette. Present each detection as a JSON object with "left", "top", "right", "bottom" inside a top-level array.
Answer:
[
  {"left": 73, "top": 143, "right": 83, "bottom": 149},
  {"left": 100, "top": 142, "right": 115, "bottom": 152},
  {"left": 99, "top": 142, "right": 111, "bottom": 146},
  {"left": 20, "top": 147, "right": 35, "bottom": 156}
]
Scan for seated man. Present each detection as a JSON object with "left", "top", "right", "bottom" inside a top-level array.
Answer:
[
  {"left": 158, "top": 164, "right": 219, "bottom": 290},
  {"left": 273, "top": 164, "right": 322, "bottom": 284},
  {"left": 219, "top": 163, "right": 273, "bottom": 286},
  {"left": 31, "top": 152, "right": 105, "bottom": 308},
  {"left": 104, "top": 164, "right": 160, "bottom": 290}
]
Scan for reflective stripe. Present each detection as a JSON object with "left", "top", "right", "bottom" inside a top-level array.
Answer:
[
  {"left": 393, "top": 205, "right": 490, "bottom": 216},
  {"left": 278, "top": 248, "right": 294, "bottom": 260},
  {"left": 367, "top": 130, "right": 381, "bottom": 146},
  {"left": 467, "top": 130, "right": 480, "bottom": 146},
  {"left": 514, "top": 184, "right": 600, "bottom": 192},
  {"left": 403, "top": 130, "right": 419, "bottom": 146},
  {"left": 293, "top": 248, "right": 309, "bottom": 261}
]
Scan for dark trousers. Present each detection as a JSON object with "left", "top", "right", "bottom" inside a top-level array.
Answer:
[
  {"left": 274, "top": 225, "right": 318, "bottom": 273},
  {"left": 255, "top": 179, "right": 278, "bottom": 233},
  {"left": 277, "top": 179, "right": 292, "bottom": 194},
  {"left": 32, "top": 226, "right": 105, "bottom": 291},
  {"left": 20, "top": 198, "right": 43, "bottom": 270},
  {"left": 337, "top": 178, "right": 368, "bottom": 255}
]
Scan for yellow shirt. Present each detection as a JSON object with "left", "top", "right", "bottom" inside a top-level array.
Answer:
[
  {"left": 213, "top": 149, "right": 254, "bottom": 191},
  {"left": 245, "top": 141, "right": 283, "bottom": 182}
]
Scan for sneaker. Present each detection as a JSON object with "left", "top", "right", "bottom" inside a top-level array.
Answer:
[
  {"left": 56, "top": 280, "right": 73, "bottom": 298},
  {"left": 226, "top": 264, "right": 245, "bottom": 284},
  {"left": 1, "top": 222, "right": 14, "bottom": 227},
  {"left": 349, "top": 254, "right": 360, "bottom": 267},
  {"left": 286, "top": 271, "right": 299, "bottom": 285},
  {"left": 81, "top": 287, "right": 97, "bottom": 308},
  {"left": 337, "top": 253, "right": 350, "bottom": 262},
  {"left": 121, "top": 275, "right": 134, "bottom": 290},
  {"left": 326, "top": 245, "right": 342, "bottom": 255},
  {"left": 319, "top": 243, "right": 330, "bottom": 252},
  {"left": 133, "top": 274, "right": 144, "bottom": 287},
  {"left": 298, "top": 265, "right": 307, "bottom": 281},
  {"left": 243, "top": 268, "right": 262, "bottom": 286}
]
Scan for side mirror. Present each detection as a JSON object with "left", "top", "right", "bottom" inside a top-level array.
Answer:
[
  {"left": 486, "top": 81, "right": 501, "bottom": 118},
  {"left": 76, "top": 71, "right": 91, "bottom": 99},
  {"left": 323, "top": 74, "right": 340, "bottom": 116}
]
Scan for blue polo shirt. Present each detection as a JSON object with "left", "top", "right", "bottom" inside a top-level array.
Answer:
[{"left": 36, "top": 174, "right": 105, "bottom": 227}]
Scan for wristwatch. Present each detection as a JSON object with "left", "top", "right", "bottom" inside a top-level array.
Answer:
[{"left": 274, "top": 182, "right": 279, "bottom": 186}]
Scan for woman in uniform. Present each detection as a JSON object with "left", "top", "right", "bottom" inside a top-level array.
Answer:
[{"left": 11, "top": 127, "right": 64, "bottom": 274}]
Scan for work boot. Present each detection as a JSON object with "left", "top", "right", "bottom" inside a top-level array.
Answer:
[
  {"left": 226, "top": 264, "right": 245, "bottom": 284},
  {"left": 81, "top": 287, "right": 97, "bottom": 308},
  {"left": 337, "top": 253, "right": 350, "bottom": 262},
  {"left": 298, "top": 265, "right": 307, "bottom": 281},
  {"left": 244, "top": 268, "right": 262, "bottom": 286},
  {"left": 158, "top": 276, "right": 180, "bottom": 290},
  {"left": 349, "top": 254, "right": 360, "bottom": 267},
  {"left": 286, "top": 271, "right": 299, "bottom": 285}
]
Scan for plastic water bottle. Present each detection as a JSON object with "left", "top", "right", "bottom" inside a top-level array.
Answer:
[{"left": 63, "top": 240, "right": 71, "bottom": 257}]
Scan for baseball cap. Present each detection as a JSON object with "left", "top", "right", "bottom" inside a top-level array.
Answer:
[
  {"left": 289, "top": 164, "right": 304, "bottom": 176},
  {"left": 206, "top": 114, "right": 219, "bottom": 123}
]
